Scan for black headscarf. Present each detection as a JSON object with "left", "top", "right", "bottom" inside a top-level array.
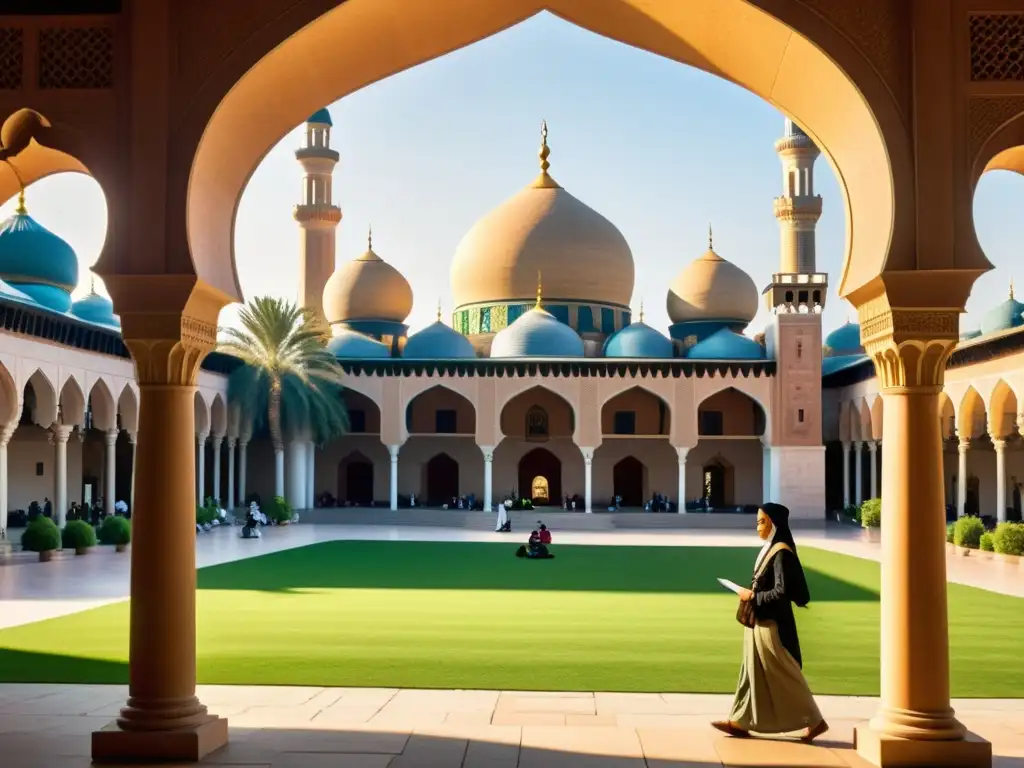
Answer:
[{"left": 760, "top": 502, "right": 811, "bottom": 607}]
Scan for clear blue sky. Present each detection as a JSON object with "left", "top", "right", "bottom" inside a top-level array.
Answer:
[{"left": 4, "top": 12, "right": 1022, "bottom": 338}]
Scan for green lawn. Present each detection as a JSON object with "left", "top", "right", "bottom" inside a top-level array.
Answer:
[{"left": 0, "top": 541, "right": 1021, "bottom": 696}]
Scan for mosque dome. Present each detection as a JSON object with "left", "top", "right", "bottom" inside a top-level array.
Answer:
[
  {"left": 322, "top": 234, "right": 413, "bottom": 326},
  {"left": 70, "top": 281, "right": 120, "bottom": 328},
  {"left": 686, "top": 328, "right": 765, "bottom": 360},
  {"left": 666, "top": 232, "right": 758, "bottom": 326},
  {"left": 307, "top": 108, "right": 333, "bottom": 126},
  {"left": 824, "top": 322, "right": 863, "bottom": 356},
  {"left": 979, "top": 284, "right": 1024, "bottom": 336},
  {"left": 326, "top": 328, "right": 392, "bottom": 359},
  {"left": 0, "top": 276, "right": 35, "bottom": 305},
  {"left": 450, "top": 123, "right": 634, "bottom": 311},
  {"left": 404, "top": 319, "right": 477, "bottom": 359},
  {"left": 0, "top": 200, "right": 78, "bottom": 312},
  {"left": 602, "top": 318, "right": 674, "bottom": 359},
  {"left": 490, "top": 306, "right": 585, "bottom": 358}
]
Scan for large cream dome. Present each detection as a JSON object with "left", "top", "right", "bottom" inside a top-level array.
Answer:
[
  {"left": 666, "top": 235, "right": 758, "bottom": 325},
  {"left": 322, "top": 238, "right": 413, "bottom": 325},
  {"left": 450, "top": 125, "right": 634, "bottom": 309}
]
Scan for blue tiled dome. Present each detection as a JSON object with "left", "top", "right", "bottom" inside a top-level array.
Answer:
[
  {"left": 824, "top": 322, "right": 862, "bottom": 356},
  {"left": 686, "top": 328, "right": 765, "bottom": 360},
  {"left": 490, "top": 308, "right": 584, "bottom": 358},
  {"left": 602, "top": 321, "right": 673, "bottom": 359},
  {"left": 307, "top": 108, "right": 333, "bottom": 126},
  {"left": 980, "top": 295, "right": 1024, "bottom": 336},
  {"left": 0, "top": 276, "right": 36, "bottom": 306},
  {"left": 71, "top": 288, "right": 120, "bottom": 328},
  {"left": 326, "top": 328, "right": 391, "bottom": 359},
  {"left": 0, "top": 211, "right": 78, "bottom": 312},
  {"left": 404, "top": 320, "right": 476, "bottom": 359}
]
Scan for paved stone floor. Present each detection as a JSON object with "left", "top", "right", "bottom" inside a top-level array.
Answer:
[{"left": 1, "top": 523, "right": 1021, "bottom": 765}]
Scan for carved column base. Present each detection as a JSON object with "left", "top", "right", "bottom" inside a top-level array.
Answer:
[
  {"left": 92, "top": 717, "right": 228, "bottom": 763},
  {"left": 855, "top": 724, "right": 991, "bottom": 768}
]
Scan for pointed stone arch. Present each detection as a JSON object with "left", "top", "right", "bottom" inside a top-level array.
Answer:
[
  {"left": 58, "top": 375, "right": 86, "bottom": 427},
  {"left": 405, "top": 384, "right": 476, "bottom": 435},
  {"left": 23, "top": 369, "right": 58, "bottom": 427},
  {"left": 600, "top": 385, "right": 670, "bottom": 436},
  {"left": 87, "top": 378, "right": 118, "bottom": 432},
  {"left": 869, "top": 396, "right": 883, "bottom": 441},
  {"left": 118, "top": 384, "right": 140, "bottom": 435},
  {"left": 500, "top": 385, "right": 576, "bottom": 441},
  {"left": 695, "top": 386, "right": 766, "bottom": 438},
  {"left": 210, "top": 393, "right": 228, "bottom": 438},
  {"left": 987, "top": 379, "right": 1019, "bottom": 439},
  {"left": 194, "top": 391, "right": 211, "bottom": 436},
  {"left": 957, "top": 386, "right": 986, "bottom": 440},
  {"left": 0, "top": 361, "right": 21, "bottom": 427}
]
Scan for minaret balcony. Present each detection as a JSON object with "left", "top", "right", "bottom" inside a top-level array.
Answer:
[
  {"left": 773, "top": 196, "right": 823, "bottom": 220},
  {"left": 293, "top": 204, "right": 342, "bottom": 224},
  {"left": 773, "top": 135, "right": 818, "bottom": 153},
  {"left": 295, "top": 146, "right": 340, "bottom": 162}
]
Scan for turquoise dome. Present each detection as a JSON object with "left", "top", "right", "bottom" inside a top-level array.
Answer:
[
  {"left": 404, "top": 320, "right": 476, "bottom": 359},
  {"left": 0, "top": 212, "right": 78, "bottom": 297},
  {"left": 307, "top": 108, "right": 333, "bottom": 126},
  {"left": 0, "top": 276, "right": 36, "bottom": 306},
  {"left": 603, "top": 321, "right": 674, "bottom": 359},
  {"left": 17, "top": 283, "right": 72, "bottom": 312},
  {"left": 822, "top": 354, "right": 868, "bottom": 376},
  {"left": 825, "top": 322, "right": 862, "bottom": 356},
  {"left": 71, "top": 289, "right": 120, "bottom": 328},
  {"left": 980, "top": 294, "right": 1024, "bottom": 336},
  {"left": 490, "top": 307, "right": 584, "bottom": 358},
  {"left": 686, "top": 328, "right": 765, "bottom": 360},
  {"left": 326, "top": 328, "right": 391, "bottom": 359}
]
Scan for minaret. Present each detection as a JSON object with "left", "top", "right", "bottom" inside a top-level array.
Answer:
[
  {"left": 763, "top": 118, "right": 826, "bottom": 310},
  {"left": 293, "top": 108, "right": 341, "bottom": 328}
]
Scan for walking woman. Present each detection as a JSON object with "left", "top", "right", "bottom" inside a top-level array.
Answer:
[{"left": 712, "top": 502, "right": 829, "bottom": 742}]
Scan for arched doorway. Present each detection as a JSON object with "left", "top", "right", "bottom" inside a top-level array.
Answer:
[
  {"left": 613, "top": 457, "right": 644, "bottom": 507},
  {"left": 519, "top": 448, "right": 561, "bottom": 506},
  {"left": 703, "top": 460, "right": 730, "bottom": 509},
  {"left": 426, "top": 453, "right": 459, "bottom": 505},
  {"left": 337, "top": 452, "right": 373, "bottom": 505}
]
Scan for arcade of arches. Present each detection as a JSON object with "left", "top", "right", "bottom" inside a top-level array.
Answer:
[{"left": 0, "top": 1, "right": 1018, "bottom": 766}]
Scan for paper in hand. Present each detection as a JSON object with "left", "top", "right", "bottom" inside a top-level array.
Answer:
[{"left": 717, "top": 578, "right": 744, "bottom": 595}]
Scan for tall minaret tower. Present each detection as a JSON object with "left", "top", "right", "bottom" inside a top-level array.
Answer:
[
  {"left": 763, "top": 118, "right": 826, "bottom": 310},
  {"left": 293, "top": 108, "right": 341, "bottom": 327}
]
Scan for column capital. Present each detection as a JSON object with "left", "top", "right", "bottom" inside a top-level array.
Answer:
[
  {"left": 675, "top": 446, "right": 690, "bottom": 462},
  {"left": 104, "top": 428, "right": 119, "bottom": 446},
  {"left": 992, "top": 437, "right": 1007, "bottom": 452},
  {"left": 580, "top": 446, "right": 595, "bottom": 465},
  {"left": 388, "top": 444, "right": 400, "bottom": 460},
  {"left": 197, "top": 431, "right": 209, "bottom": 446},
  {"left": 226, "top": 436, "right": 237, "bottom": 449},
  {"left": 478, "top": 444, "right": 494, "bottom": 462},
  {"left": 841, "top": 440, "right": 851, "bottom": 450},
  {"left": 210, "top": 435, "right": 223, "bottom": 449},
  {"left": 48, "top": 423, "right": 74, "bottom": 445},
  {"left": 867, "top": 440, "right": 878, "bottom": 453},
  {"left": 0, "top": 423, "right": 15, "bottom": 447},
  {"left": 958, "top": 437, "right": 971, "bottom": 453}
]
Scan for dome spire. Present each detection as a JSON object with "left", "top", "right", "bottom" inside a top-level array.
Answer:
[
  {"left": 708, "top": 222, "right": 714, "bottom": 251},
  {"left": 531, "top": 120, "right": 560, "bottom": 189},
  {"left": 1010, "top": 278, "right": 1015, "bottom": 301},
  {"left": 437, "top": 297, "right": 443, "bottom": 322},
  {"left": 367, "top": 223, "right": 373, "bottom": 251},
  {"left": 4, "top": 159, "right": 26, "bottom": 214},
  {"left": 536, "top": 270, "right": 543, "bottom": 309},
  {"left": 89, "top": 272, "right": 97, "bottom": 295},
  {"left": 639, "top": 298, "right": 645, "bottom": 323}
]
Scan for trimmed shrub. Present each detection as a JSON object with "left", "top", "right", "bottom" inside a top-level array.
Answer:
[
  {"left": 953, "top": 515, "right": 984, "bottom": 549},
  {"left": 267, "top": 496, "right": 293, "bottom": 524},
  {"left": 947, "top": 522, "right": 956, "bottom": 544},
  {"left": 844, "top": 504, "right": 861, "bottom": 524},
  {"left": 21, "top": 516, "right": 60, "bottom": 552},
  {"left": 980, "top": 532, "right": 995, "bottom": 552},
  {"left": 98, "top": 515, "right": 131, "bottom": 546},
  {"left": 61, "top": 519, "right": 97, "bottom": 551},
  {"left": 992, "top": 521, "right": 1024, "bottom": 556},
  {"left": 860, "top": 498, "right": 881, "bottom": 528},
  {"left": 196, "top": 503, "right": 217, "bottom": 526}
]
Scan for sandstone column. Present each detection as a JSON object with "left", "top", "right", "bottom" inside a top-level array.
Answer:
[
  {"left": 286, "top": 438, "right": 306, "bottom": 509},
  {"left": 196, "top": 432, "right": 207, "bottom": 505},
  {"left": 480, "top": 445, "right": 494, "bottom": 512},
  {"left": 853, "top": 440, "right": 864, "bottom": 506},
  {"left": 868, "top": 440, "right": 879, "bottom": 500},
  {"left": 238, "top": 439, "right": 248, "bottom": 508},
  {"left": 129, "top": 433, "right": 137, "bottom": 514},
  {"left": 0, "top": 425, "right": 14, "bottom": 537},
  {"left": 993, "top": 438, "right": 1007, "bottom": 523},
  {"left": 957, "top": 438, "right": 969, "bottom": 517},
  {"left": 210, "top": 436, "right": 222, "bottom": 506},
  {"left": 854, "top": 302, "right": 988, "bottom": 767},
  {"left": 388, "top": 445, "right": 399, "bottom": 511},
  {"left": 580, "top": 447, "right": 594, "bottom": 513},
  {"left": 841, "top": 440, "right": 851, "bottom": 508},
  {"left": 676, "top": 446, "right": 688, "bottom": 513},
  {"left": 104, "top": 429, "right": 118, "bottom": 516},
  {"left": 226, "top": 438, "right": 236, "bottom": 510},
  {"left": 52, "top": 425, "right": 73, "bottom": 526},
  {"left": 306, "top": 441, "right": 315, "bottom": 509}
]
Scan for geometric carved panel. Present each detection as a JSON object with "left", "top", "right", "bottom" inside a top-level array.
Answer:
[
  {"left": 970, "top": 14, "right": 1024, "bottom": 81},
  {"left": 39, "top": 27, "right": 113, "bottom": 89},
  {"left": 0, "top": 29, "right": 23, "bottom": 90}
]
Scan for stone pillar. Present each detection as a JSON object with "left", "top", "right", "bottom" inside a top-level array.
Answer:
[
  {"left": 273, "top": 449, "right": 284, "bottom": 499},
  {"left": 853, "top": 440, "right": 864, "bottom": 506},
  {"left": 761, "top": 440, "right": 772, "bottom": 502},
  {"left": 868, "top": 440, "right": 879, "bottom": 500},
  {"left": 92, "top": 304, "right": 227, "bottom": 762},
  {"left": 957, "top": 438, "right": 969, "bottom": 517},
  {"left": 129, "top": 433, "right": 137, "bottom": 514},
  {"left": 0, "top": 425, "right": 13, "bottom": 538},
  {"left": 238, "top": 439, "right": 249, "bottom": 508},
  {"left": 676, "top": 446, "right": 688, "bottom": 513},
  {"left": 841, "top": 440, "right": 851, "bottom": 508},
  {"left": 993, "top": 438, "right": 1007, "bottom": 524},
  {"left": 210, "top": 436, "right": 222, "bottom": 506},
  {"left": 52, "top": 425, "right": 73, "bottom": 527},
  {"left": 196, "top": 432, "right": 208, "bottom": 505},
  {"left": 853, "top": 305, "right": 988, "bottom": 767},
  {"left": 286, "top": 439, "right": 306, "bottom": 509},
  {"left": 388, "top": 445, "right": 400, "bottom": 511},
  {"left": 226, "top": 438, "right": 236, "bottom": 510},
  {"left": 306, "top": 441, "right": 315, "bottom": 509},
  {"left": 581, "top": 447, "right": 595, "bottom": 513},
  {"left": 480, "top": 445, "right": 494, "bottom": 512},
  {"left": 104, "top": 429, "right": 118, "bottom": 516}
]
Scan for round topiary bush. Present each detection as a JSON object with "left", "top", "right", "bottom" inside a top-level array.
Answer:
[
  {"left": 267, "top": 496, "right": 293, "bottom": 524},
  {"left": 196, "top": 503, "right": 217, "bottom": 526},
  {"left": 98, "top": 515, "right": 131, "bottom": 551},
  {"left": 980, "top": 532, "right": 995, "bottom": 552},
  {"left": 992, "top": 521, "right": 1024, "bottom": 556},
  {"left": 21, "top": 516, "right": 61, "bottom": 560},
  {"left": 61, "top": 519, "right": 97, "bottom": 554},
  {"left": 860, "top": 498, "right": 881, "bottom": 528},
  {"left": 953, "top": 515, "right": 984, "bottom": 549}
]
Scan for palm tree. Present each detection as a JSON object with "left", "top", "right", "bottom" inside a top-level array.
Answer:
[{"left": 219, "top": 296, "right": 348, "bottom": 497}]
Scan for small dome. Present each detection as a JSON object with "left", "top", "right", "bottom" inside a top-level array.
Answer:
[
  {"left": 0, "top": 209, "right": 78, "bottom": 299},
  {"left": 326, "top": 328, "right": 391, "bottom": 359},
  {"left": 322, "top": 239, "right": 413, "bottom": 326},
  {"left": 686, "top": 328, "right": 765, "bottom": 360},
  {"left": 822, "top": 355, "right": 868, "bottom": 376},
  {"left": 0, "top": 276, "right": 36, "bottom": 305},
  {"left": 70, "top": 285, "right": 120, "bottom": 328},
  {"left": 980, "top": 291, "right": 1024, "bottom": 336},
  {"left": 666, "top": 237, "right": 758, "bottom": 326},
  {"left": 404, "top": 320, "right": 477, "bottom": 359},
  {"left": 824, "top": 322, "right": 863, "bottom": 356},
  {"left": 307, "top": 108, "right": 333, "bottom": 126},
  {"left": 490, "top": 307, "right": 584, "bottom": 358},
  {"left": 602, "top": 321, "right": 673, "bottom": 359}
]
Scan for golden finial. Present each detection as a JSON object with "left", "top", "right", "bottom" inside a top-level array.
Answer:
[
  {"left": 89, "top": 273, "right": 96, "bottom": 295},
  {"left": 639, "top": 299, "right": 645, "bottom": 323},
  {"left": 367, "top": 224, "right": 373, "bottom": 251},
  {"left": 708, "top": 223, "right": 714, "bottom": 251},
  {"left": 1011, "top": 278, "right": 1015, "bottom": 301},
  {"left": 535, "top": 270, "right": 543, "bottom": 309},
  {"left": 437, "top": 298, "right": 442, "bottom": 322},
  {"left": 531, "top": 120, "right": 560, "bottom": 189},
  {"left": 4, "top": 160, "right": 26, "bottom": 215}
]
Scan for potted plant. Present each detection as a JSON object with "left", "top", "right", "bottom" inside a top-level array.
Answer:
[
  {"left": 979, "top": 531, "right": 995, "bottom": 560},
  {"left": 859, "top": 498, "right": 881, "bottom": 540},
  {"left": 98, "top": 515, "right": 131, "bottom": 552},
  {"left": 953, "top": 515, "right": 984, "bottom": 556},
  {"left": 62, "top": 519, "right": 97, "bottom": 555},
  {"left": 21, "top": 516, "right": 60, "bottom": 562},
  {"left": 267, "top": 496, "right": 293, "bottom": 525},
  {"left": 992, "top": 521, "right": 1024, "bottom": 565}
]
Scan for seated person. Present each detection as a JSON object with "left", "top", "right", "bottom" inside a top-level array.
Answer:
[
  {"left": 538, "top": 523, "right": 552, "bottom": 545},
  {"left": 515, "top": 530, "right": 554, "bottom": 558}
]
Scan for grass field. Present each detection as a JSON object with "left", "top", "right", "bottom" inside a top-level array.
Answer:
[{"left": 0, "top": 541, "right": 1021, "bottom": 696}]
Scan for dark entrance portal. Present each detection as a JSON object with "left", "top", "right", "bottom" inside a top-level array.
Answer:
[
  {"left": 338, "top": 453, "right": 374, "bottom": 505},
  {"left": 519, "top": 448, "right": 561, "bottom": 505},
  {"left": 613, "top": 456, "right": 644, "bottom": 507},
  {"left": 426, "top": 453, "right": 459, "bottom": 505},
  {"left": 703, "top": 462, "right": 726, "bottom": 509}
]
